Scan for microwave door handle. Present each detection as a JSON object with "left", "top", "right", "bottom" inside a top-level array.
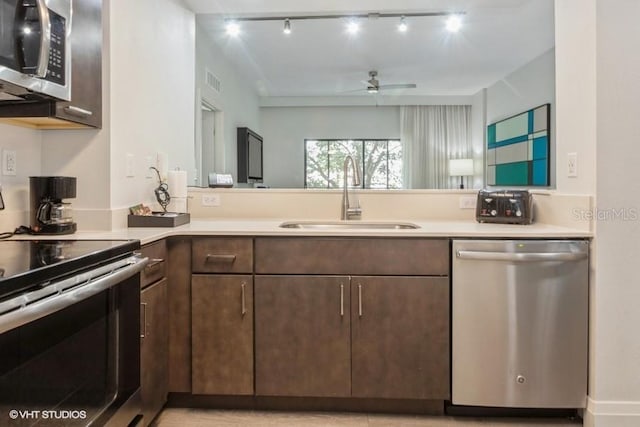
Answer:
[{"left": 34, "top": 0, "right": 51, "bottom": 78}]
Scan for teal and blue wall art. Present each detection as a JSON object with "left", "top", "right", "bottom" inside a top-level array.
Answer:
[{"left": 486, "top": 104, "right": 550, "bottom": 186}]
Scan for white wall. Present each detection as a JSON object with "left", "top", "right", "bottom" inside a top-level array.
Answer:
[
  {"left": 470, "top": 89, "right": 486, "bottom": 188},
  {"left": 260, "top": 106, "right": 400, "bottom": 188},
  {"left": 586, "top": 1, "right": 640, "bottom": 426},
  {"left": 0, "top": 125, "right": 42, "bottom": 230},
  {"left": 109, "top": 0, "right": 195, "bottom": 214},
  {"left": 555, "top": 2, "right": 597, "bottom": 195},
  {"left": 486, "top": 48, "right": 556, "bottom": 187},
  {"left": 196, "top": 23, "right": 261, "bottom": 182}
]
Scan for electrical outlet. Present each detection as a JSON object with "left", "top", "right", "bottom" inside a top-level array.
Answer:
[
  {"left": 567, "top": 152, "right": 578, "bottom": 177},
  {"left": 202, "top": 194, "right": 221, "bottom": 207},
  {"left": 125, "top": 154, "right": 135, "bottom": 177},
  {"left": 459, "top": 196, "right": 476, "bottom": 209},
  {"left": 2, "top": 150, "right": 17, "bottom": 176}
]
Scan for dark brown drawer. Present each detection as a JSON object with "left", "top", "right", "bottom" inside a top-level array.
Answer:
[
  {"left": 140, "top": 240, "right": 167, "bottom": 289},
  {"left": 255, "top": 238, "right": 449, "bottom": 276},
  {"left": 192, "top": 238, "right": 253, "bottom": 273}
]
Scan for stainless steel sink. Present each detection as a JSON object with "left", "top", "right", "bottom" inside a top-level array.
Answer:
[{"left": 279, "top": 221, "right": 420, "bottom": 230}]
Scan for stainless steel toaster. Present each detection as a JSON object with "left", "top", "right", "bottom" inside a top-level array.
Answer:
[{"left": 476, "top": 189, "right": 533, "bottom": 224}]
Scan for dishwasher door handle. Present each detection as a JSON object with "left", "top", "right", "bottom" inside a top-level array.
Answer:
[{"left": 456, "top": 250, "right": 588, "bottom": 262}]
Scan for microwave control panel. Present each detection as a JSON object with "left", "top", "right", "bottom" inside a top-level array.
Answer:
[{"left": 44, "top": 10, "right": 66, "bottom": 86}]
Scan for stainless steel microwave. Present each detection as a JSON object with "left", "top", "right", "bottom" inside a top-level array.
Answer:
[{"left": 0, "top": 0, "right": 71, "bottom": 101}]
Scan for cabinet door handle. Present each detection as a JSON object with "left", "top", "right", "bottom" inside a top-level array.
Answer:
[
  {"left": 144, "top": 258, "right": 164, "bottom": 270},
  {"left": 63, "top": 106, "right": 93, "bottom": 117},
  {"left": 241, "top": 282, "right": 247, "bottom": 316},
  {"left": 340, "top": 283, "right": 344, "bottom": 317},
  {"left": 140, "top": 302, "right": 147, "bottom": 338},
  {"left": 358, "top": 284, "right": 363, "bottom": 317},
  {"left": 206, "top": 254, "right": 236, "bottom": 263}
]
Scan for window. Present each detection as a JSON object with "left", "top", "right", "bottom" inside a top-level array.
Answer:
[{"left": 304, "top": 139, "right": 402, "bottom": 189}]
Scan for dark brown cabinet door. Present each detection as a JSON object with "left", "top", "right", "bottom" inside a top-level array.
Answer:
[
  {"left": 255, "top": 275, "right": 351, "bottom": 397},
  {"left": 55, "top": 0, "right": 102, "bottom": 127},
  {"left": 192, "top": 275, "right": 254, "bottom": 395},
  {"left": 351, "top": 276, "right": 450, "bottom": 399},
  {"left": 167, "top": 238, "right": 192, "bottom": 392},
  {"left": 140, "top": 278, "right": 169, "bottom": 426}
]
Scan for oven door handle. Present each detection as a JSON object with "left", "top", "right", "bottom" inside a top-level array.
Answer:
[{"left": 0, "top": 256, "right": 148, "bottom": 335}]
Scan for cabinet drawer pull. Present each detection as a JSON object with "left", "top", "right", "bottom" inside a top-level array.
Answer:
[
  {"left": 144, "top": 258, "right": 164, "bottom": 270},
  {"left": 358, "top": 284, "right": 363, "bottom": 317},
  {"left": 63, "top": 106, "right": 93, "bottom": 117},
  {"left": 206, "top": 254, "right": 236, "bottom": 263},
  {"left": 241, "top": 282, "right": 247, "bottom": 316},
  {"left": 340, "top": 283, "right": 344, "bottom": 317},
  {"left": 140, "top": 302, "right": 148, "bottom": 338}
]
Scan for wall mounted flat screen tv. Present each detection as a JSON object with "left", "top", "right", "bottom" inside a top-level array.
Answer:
[{"left": 237, "top": 127, "right": 263, "bottom": 183}]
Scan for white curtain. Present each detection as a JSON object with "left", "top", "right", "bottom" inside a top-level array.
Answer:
[{"left": 401, "top": 105, "right": 472, "bottom": 189}]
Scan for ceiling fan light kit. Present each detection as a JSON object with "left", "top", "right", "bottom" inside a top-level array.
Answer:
[{"left": 356, "top": 70, "right": 417, "bottom": 94}]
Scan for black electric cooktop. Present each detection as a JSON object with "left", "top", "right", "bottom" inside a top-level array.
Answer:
[{"left": 0, "top": 240, "right": 140, "bottom": 300}]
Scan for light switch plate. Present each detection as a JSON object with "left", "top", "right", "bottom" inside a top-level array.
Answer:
[
  {"left": 125, "top": 154, "right": 135, "bottom": 177},
  {"left": 145, "top": 156, "right": 154, "bottom": 178},
  {"left": 2, "top": 150, "right": 17, "bottom": 176},
  {"left": 567, "top": 152, "right": 578, "bottom": 177}
]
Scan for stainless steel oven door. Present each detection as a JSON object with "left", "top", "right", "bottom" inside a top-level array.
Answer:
[
  {"left": 0, "top": 0, "right": 71, "bottom": 101},
  {"left": 0, "top": 255, "right": 147, "bottom": 426}
]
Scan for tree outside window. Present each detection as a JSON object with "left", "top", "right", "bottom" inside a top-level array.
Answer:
[{"left": 305, "top": 139, "right": 402, "bottom": 189}]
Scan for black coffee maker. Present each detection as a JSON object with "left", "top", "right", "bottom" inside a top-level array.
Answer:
[{"left": 29, "top": 176, "right": 77, "bottom": 235}]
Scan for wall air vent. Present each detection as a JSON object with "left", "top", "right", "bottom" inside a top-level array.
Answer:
[{"left": 206, "top": 69, "right": 222, "bottom": 93}]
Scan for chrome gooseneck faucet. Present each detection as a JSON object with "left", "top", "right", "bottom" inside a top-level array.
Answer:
[{"left": 341, "top": 155, "right": 362, "bottom": 220}]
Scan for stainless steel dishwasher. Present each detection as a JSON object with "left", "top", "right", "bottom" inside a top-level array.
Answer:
[{"left": 452, "top": 239, "right": 589, "bottom": 408}]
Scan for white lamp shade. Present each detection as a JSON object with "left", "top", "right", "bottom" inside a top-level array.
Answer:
[{"left": 449, "top": 158, "right": 474, "bottom": 176}]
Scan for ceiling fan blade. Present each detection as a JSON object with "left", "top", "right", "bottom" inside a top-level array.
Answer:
[
  {"left": 378, "top": 83, "right": 417, "bottom": 90},
  {"left": 341, "top": 87, "right": 369, "bottom": 93}
]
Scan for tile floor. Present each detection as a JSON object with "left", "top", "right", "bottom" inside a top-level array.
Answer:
[{"left": 153, "top": 408, "right": 582, "bottom": 427}]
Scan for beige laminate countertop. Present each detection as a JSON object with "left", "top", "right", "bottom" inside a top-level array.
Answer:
[{"left": 10, "top": 219, "right": 592, "bottom": 245}]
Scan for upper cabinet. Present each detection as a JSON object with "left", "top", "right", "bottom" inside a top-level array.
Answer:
[{"left": 0, "top": 0, "right": 102, "bottom": 129}]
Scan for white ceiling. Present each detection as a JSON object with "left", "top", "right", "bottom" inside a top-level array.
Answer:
[{"left": 187, "top": 0, "right": 555, "bottom": 97}]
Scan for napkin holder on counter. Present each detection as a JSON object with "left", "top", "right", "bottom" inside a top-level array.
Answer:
[{"left": 128, "top": 212, "right": 190, "bottom": 228}]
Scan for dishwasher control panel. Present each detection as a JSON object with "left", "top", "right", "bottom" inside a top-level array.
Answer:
[{"left": 476, "top": 189, "right": 533, "bottom": 224}]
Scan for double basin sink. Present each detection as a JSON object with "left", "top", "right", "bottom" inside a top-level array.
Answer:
[{"left": 279, "top": 221, "right": 420, "bottom": 230}]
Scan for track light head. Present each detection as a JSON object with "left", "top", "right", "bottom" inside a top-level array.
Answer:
[
  {"left": 283, "top": 18, "right": 291, "bottom": 35},
  {"left": 346, "top": 19, "right": 360, "bottom": 34},
  {"left": 398, "top": 16, "right": 408, "bottom": 32},
  {"left": 446, "top": 14, "right": 462, "bottom": 33},
  {"left": 225, "top": 20, "right": 240, "bottom": 36}
]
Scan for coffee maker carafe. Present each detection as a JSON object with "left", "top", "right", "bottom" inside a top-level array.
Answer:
[{"left": 30, "top": 176, "right": 77, "bottom": 235}]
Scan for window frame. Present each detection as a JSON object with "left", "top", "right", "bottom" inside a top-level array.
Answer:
[{"left": 303, "top": 138, "right": 401, "bottom": 189}]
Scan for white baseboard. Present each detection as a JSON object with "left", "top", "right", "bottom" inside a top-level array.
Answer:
[{"left": 585, "top": 398, "right": 640, "bottom": 427}]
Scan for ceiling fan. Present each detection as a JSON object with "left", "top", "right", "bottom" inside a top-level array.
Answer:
[{"left": 359, "top": 70, "right": 417, "bottom": 94}]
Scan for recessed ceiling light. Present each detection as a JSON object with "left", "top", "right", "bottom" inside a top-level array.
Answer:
[
  {"left": 346, "top": 19, "right": 360, "bottom": 34},
  {"left": 23, "top": 26, "right": 32, "bottom": 35},
  {"left": 398, "top": 16, "right": 408, "bottom": 33},
  {"left": 446, "top": 15, "right": 462, "bottom": 33},
  {"left": 283, "top": 18, "right": 291, "bottom": 35},
  {"left": 226, "top": 21, "right": 240, "bottom": 37}
]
